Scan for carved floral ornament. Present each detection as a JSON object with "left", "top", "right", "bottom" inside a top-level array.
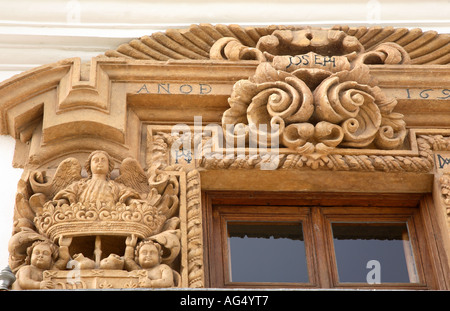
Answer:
[{"left": 212, "top": 29, "right": 409, "bottom": 153}]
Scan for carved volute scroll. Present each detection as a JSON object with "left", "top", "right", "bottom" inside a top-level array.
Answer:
[
  {"left": 217, "top": 28, "right": 408, "bottom": 154},
  {"left": 8, "top": 150, "right": 182, "bottom": 289}
]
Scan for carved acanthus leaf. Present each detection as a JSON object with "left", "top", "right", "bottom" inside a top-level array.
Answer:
[
  {"left": 222, "top": 63, "right": 407, "bottom": 151},
  {"left": 220, "top": 28, "right": 409, "bottom": 152}
]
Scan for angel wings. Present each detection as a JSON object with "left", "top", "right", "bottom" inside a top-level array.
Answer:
[
  {"left": 27, "top": 153, "right": 178, "bottom": 211},
  {"left": 28, "top": 156, "right": 152, "bottom": 203},
  {"left": 10, "top": 151, "right": 181, "bottom": 273}
]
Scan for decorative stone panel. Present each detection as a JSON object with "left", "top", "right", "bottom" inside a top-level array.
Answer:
[{"left": 0, "top": 24, "right": 449, "bottom": 290}]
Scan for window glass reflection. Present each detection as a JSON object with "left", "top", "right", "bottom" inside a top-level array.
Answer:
[
  {"left": 227, "top": 222, "right": 308, "bottom": 283},
  {"left": 332, "top": 223, "right": 418, "bottom": 283}
]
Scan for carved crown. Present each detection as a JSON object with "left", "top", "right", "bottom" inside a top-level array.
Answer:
[{"left": 34, "top": 201, "right": 167, "bottom": 241}]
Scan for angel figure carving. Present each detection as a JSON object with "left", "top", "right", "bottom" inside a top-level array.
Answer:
[
  {"left": 28, "top": 149, "right": 179, "bottom": 212},
  {"left": 29, "top": 151, "right": 155, "bottom": 208},
  {"left": 8, "top": 150, "right": 182, "bottom": 289},
  {"left": 29, "top": 150, "right": 180, "bottom": 239},
  {"left": 50, "top": 150, "right": 144, "bottom": 209}
]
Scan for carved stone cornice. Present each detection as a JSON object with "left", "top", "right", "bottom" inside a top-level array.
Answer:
[{"left": 104, "top": 24, "right": 450, "bottom": 65}]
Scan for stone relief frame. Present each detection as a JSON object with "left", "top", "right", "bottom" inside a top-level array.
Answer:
[{"left": 0, "top": 24, "right": 450, "bottom": 289}]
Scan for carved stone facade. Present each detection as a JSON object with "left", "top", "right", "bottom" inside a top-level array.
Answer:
[{"left": 1, "top": 24, "right": 450, "bottom": 290}]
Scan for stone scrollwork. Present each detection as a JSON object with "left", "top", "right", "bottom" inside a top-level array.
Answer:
[
  {"left": 210, "top": 28, "right": 411, "bottom": 65},
  {"left": 8, "top": 150, "right": 182, "bottom": 290},
  {"left": 211, "top": 28, "right": 363, "bottom": 63},
  {"left": 105, "top": 24, "right": 449, "bottom": 65},
  {"left": 218, "top": 28, "right": 408, "bottom": 154}
]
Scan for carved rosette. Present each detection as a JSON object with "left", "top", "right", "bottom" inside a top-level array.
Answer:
[{"left": 218, "top": 28, "right": 409, "bottom": 153}]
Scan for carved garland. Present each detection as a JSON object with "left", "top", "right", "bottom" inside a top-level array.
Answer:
[
  {"left": 440, "top": 173, "right": 450, "bottom": 226},
  {"left": 185, "top": 169, "right": 203, "bottom": 288},
  {"left": 152, "top": 131, "right": 433, "bottom": 172}
]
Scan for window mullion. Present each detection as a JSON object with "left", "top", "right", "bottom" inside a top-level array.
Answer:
[{"left": 310, "top": 206, "right": 333, "bottom": 288}]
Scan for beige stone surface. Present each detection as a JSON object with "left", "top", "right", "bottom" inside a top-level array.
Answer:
[{"left": 1, "top": 24, "right": 450, "bottom": 289}]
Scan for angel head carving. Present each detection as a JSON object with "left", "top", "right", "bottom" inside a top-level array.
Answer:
[
  {"left": 85, "top": 150, "right": 115, "bottom": 180},
  {"left": 24, "top": 240, "right": 58, "bottom": 269},
  {"left": 134, "top": 240, "right": 163, "bottom": 269}
]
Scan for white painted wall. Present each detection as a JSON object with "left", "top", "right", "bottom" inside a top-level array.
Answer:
[{"left": 0, "top": 0, "right": 449, "bottom": 271}]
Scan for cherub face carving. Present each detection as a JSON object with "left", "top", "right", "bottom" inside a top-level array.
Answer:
[
  {"left": 138, "top": 243, "right": 160, "bottom": 269},
  {"left": 90, "top": 152, "right": 109, "bottom": 176},
  {"left": 30, "top": 243, "right": 53, "bottom": 270}
]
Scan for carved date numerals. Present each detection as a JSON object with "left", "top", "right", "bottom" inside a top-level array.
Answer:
[{"left": 406, "top": 88, "right": 450, "bottom": 100}]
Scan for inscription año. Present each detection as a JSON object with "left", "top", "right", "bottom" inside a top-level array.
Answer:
[{"left": 136, "top": 83, "right": 212, "bottom": 95}]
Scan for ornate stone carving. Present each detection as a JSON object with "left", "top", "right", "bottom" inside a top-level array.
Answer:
[
  {"left": 185, "top": 169, "right": 204, "bottom": 288},
  {"left": 210, "top": 29, "right": 365, "bottom": 62},
  {"left": 1, "top": 23, "right": 450, "bottom": 291},
  {"left": 104, "top": 24, "right": 450, "bottom": 65},
  {"left": 440, "top": 172, "right": 450, "bottom": 224},
  {"left": 147, "top": 130, "right": 205, "bottom": 287},
  {"left": 219, "top": 29, "right": 408, "bottom": 155},
  {"left": 166, "top": 130, "right": 433, "bottom": 172},
  {"left": 8, "top": 150, "right": 182, "bottom": 290},
  {"left": 430, "top": 137, "right": 450, "bottom": 228}
]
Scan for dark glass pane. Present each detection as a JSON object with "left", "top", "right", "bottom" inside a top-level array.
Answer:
[
  {"left": 227, "top": 222, "right": 308, "bottom": 283},
  {"left": 332, "top": 223, "right": 418, "bottom": 283}
]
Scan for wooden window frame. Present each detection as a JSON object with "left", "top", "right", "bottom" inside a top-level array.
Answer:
[
  {"left": 217, "top": 207, "right": 318, "bottom": 288},
  {"left": 203, "top": 191, "right": 449, "bottom": 290},
  {"left": 320, "top": 206, "right": 429, "bottom": 289}
]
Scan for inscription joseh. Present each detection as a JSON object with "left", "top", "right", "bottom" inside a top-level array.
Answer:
[{"left": 286, "top": 54, "right": 337, "bottom": 69}]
